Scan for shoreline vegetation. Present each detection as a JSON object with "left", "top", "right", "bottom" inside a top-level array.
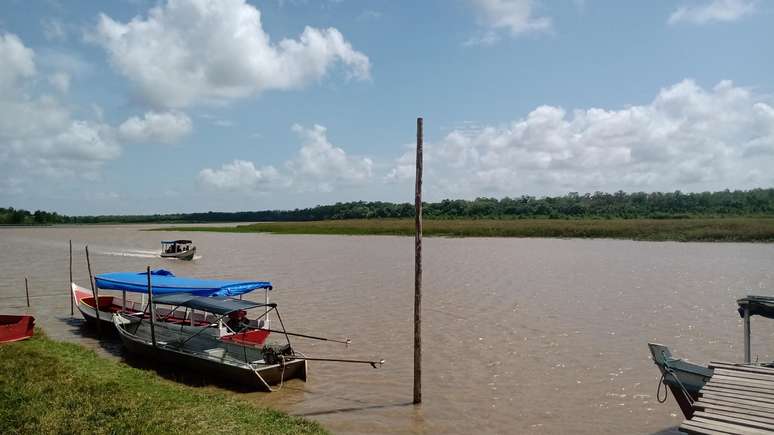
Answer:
[
  {"left": 0, "top": 331, "right": 326, "bottom": 434},
  {"left": 158, "top": 218, "right": 774, "bottom": 242},
  {"left": 4, "top": 189, "right": 774, "bottom": 225}
]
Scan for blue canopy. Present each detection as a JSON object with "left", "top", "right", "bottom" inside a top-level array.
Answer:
[{"left": 95, "top": 269, "right": 272, "bottom": 297}]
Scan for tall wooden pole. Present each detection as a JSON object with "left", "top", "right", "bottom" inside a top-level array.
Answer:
[
  {"left": 85, "top": 245, "right": 101, "bottom": 337},
  {"left": 24, "top": 277, "right": 30, "bottom": 308},
  {"left": 147, "top": 266, "right": 156, "bottom": 348},
  {"left": 414, "top": 117, "right": 423, "bottom": 404},
  {"left": 69, "top": 239, "right": 73, "bottom": 316}
]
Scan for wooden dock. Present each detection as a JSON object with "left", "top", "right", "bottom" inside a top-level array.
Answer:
[{"left": 680, "top": 362, "right": 774, "bottom": 434}]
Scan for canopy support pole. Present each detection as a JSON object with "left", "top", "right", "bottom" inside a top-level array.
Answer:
[
  {"left": 147, "top": 266, "right": 156, "bottom": 348},
  {"left": 69, "top": 240, "right": 73, "bottom": 316},
  {"left": 85, "top": 245, "right": 101, "bottom": 338},
  {"left": 744, "top": 305, "right": 751, "bottom": 364}
]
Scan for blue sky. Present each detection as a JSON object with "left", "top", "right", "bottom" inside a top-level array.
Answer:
[{"left": 1, "top": 0, "right": 773, "bottom": 214}]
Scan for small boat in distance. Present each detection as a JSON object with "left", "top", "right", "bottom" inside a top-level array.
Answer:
[
  {"left": 0, "top": 315, "right": 35, "bottom": 343},
  {"left": 161, "top": 240, "right": 196, "bottom": 261},
  {"left": 73, "top": 269, "right": 272, "bottom": 331}
]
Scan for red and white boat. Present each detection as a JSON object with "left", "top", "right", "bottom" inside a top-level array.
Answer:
[
  {"left": 0, "top": 315, "right": 35, "bottom": 343},
  {"left": 72, "top": 282, "right": 141, "bottom": 330}
]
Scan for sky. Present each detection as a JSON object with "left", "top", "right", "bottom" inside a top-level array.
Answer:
[{"left": 0, "top": 0, "right": 773, "bottom": 215}]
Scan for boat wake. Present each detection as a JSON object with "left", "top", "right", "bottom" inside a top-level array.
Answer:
[{"left": 98, "top": 249, "right": 159, "bottom": 259}]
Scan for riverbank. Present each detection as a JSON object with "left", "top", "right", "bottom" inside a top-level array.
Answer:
[
  {"left": 0, "top": 331, "right": 326, "bottom": 434},
  {"left": 156, "top": 217, "right": 774, "bottom": 242}
]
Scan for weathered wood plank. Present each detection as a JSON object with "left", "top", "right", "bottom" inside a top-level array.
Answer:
[
  {"left": 711, "top": 374, "right": 774, "bottom": 389},
  {"left": 706, "top": 381, "right": 774, "bottom": 397},
  {"left": 696, "top": 401, "right": 774, "bottom": 421},
  {"left": 714, "top": 369, "right": 774, "bottom": 383},
  {"left": 709, "top": 378, "right": 774, "bottom": 395},
  {"left": 691, "top": 416, "right": 772, "bottom": 435},
  {"left": 710, "top": 362, "right": 774, "bottom": 376},
  {"left": 698, "top": 410, "right": 774, "bottom": 428},
  {"left": 701, "top": 388, "right": 774, "bottom": 405},
  {"left": 700, "top": 393, "right": 774, "bottom": 411},
  {"left": 679, "top": 420, "right": 733, "bottom": 435},
  {"left": 698, "top": 398, "right": 774, "bottom": 417},
  {"left": 694, "top": 411, "right": 774, "bottom": 431},
  {"left": 683, "top": 417, "right": 761, "bottom": 435}
]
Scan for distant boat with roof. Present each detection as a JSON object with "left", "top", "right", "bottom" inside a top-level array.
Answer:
[{"left": 160, "top": 240, "right": 196, "bottom": 261}]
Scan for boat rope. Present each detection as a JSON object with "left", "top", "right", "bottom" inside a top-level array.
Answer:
[
  {"left": 656, "top": 372, "right": 668, "bottom": 403},
  {"left": 661, "top": 357, "right": 695, "bottom": 406}
]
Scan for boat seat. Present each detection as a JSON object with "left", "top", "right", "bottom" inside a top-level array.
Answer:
[{"left": 204, "top": 348, "right": 226, "bottom": 359}]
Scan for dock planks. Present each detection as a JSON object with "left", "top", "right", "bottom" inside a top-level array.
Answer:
[{"left": 680, "top": 362, "right": 774, "bottom": 434}]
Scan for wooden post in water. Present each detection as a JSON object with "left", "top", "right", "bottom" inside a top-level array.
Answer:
[
  {"left": 24, "top": 277, "right": 30, "bottom": 308},
  {"left": 146, "top": 266, "right": 156, "bottom": 348},
  {"left": 744, "top": 305, "right": 751, "bottom": 364},
  {"left": 414, "top": 117, "right": 423, "bottom": 404},
  {"left": 85, "top": 245, "right": 101, "bottom": 337},
  {"left": 69, "top": 240, "right": 73, "bottom": 316}
]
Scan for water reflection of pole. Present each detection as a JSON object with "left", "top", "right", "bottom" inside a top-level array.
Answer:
[{"left": 414, "top": 117, "right": 423, "bottom": 404}]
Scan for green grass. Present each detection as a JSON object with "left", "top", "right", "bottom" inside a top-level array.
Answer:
[
  {"left": 155, "top": 218, "right": 774, "bottom": 242},
  {"left": 0, "top": 330, "right": 326, "bottom": 435}
]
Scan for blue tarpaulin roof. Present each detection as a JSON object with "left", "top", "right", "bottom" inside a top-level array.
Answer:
[{"left": 94, "top": 269, "right": 272, "bottom": 297}]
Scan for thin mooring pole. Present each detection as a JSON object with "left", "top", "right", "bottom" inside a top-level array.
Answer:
[
  {"left": 69, "top": 239, "right": 73, "bottom": 316},
  {"left": 414, "top": 117, "right": 423, "bottom": 404},
  {"left": 24, "top": 277, "right": 30, "bottom": 308},
  {"left": 85, "top": 245, "right": 101, "bottom": 337},
  {"left": 146, "top": 266, "right": 156, "bottom": 348},
  {"left": 744, "top": 305, "right": 751, "bottom": 364}
]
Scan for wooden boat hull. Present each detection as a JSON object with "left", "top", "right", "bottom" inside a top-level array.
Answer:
[
  {"left": 161, "top": 247, "right": 196, "bottom": 261},
  {"left": 0, "top": 315, "right": 34, "bottom": 343},
  {"left": 72, "top": 283, "right": 122, "bottom": 331},
  {"left": 648, "top": 343, "right": 714, "bottom": 418},
  {"left": 113, "top": 314, "right": 307, "bottom": 391}
]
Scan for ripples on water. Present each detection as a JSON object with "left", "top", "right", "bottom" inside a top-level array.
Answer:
[{"left": 1, "top": 225, "right": 773, "bottom": 434}]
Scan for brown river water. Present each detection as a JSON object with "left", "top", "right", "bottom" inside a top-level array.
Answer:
[{"left": 1, "top": 225, "right": 774, "bottom": 434}]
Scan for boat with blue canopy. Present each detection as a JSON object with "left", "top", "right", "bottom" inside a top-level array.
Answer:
[
  {"left": 72, "top": 269, "right": 272, "bottom": 330},
  {"left": 113, "top": 289, "right": 383, "bottom": 391}
]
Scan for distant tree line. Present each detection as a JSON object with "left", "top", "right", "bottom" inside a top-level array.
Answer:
[
  {"left": 0, "top": 207, "right": 70, "bottom": 225},
  {"left": 4, "top": 188, "right": 774, "bottom": 225}
]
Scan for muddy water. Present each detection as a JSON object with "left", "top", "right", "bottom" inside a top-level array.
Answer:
[{"left": 1, "top": 225, "right": 773, "bottom": 434}]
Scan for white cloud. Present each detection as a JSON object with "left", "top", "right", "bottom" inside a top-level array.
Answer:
[
  {"left": 198, "top": 124, "right": 372, "bottom": 193},
  {"left": 286, "top": 124, "right": 373, "bottom": 192},
  {"left": 468, "top": 0, "right": 551, "bottom": 44},
  {"left": 198, "top": 160, "right": 283, "bottom": 191},
  {"left": 0, "top": 33, "right": 36, "bottom": 94},
  {"left": 387, "top": 79, "right": 774, "bottom": 197},
  {"left": 118, "top": 111, "right": 192, "bottom": 144},
  {"left": 669, "top": 0, "right": 756, "bottom": 25},
  {"left": 92, "top": 0, "right": 371, "bottom": 108},
  {"left": 0, "top": 33, "right": 120, "bottom": 181},
  {"left": 48, "top": 72, "right": 70, "bottom": 93}
]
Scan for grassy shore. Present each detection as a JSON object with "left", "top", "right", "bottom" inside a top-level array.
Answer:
[
  {"left": 156, "top": 217, "right": 774, "bottom": 242},
  {"left": 0, "top": 331, "right": 326, "bottom": 434}
]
